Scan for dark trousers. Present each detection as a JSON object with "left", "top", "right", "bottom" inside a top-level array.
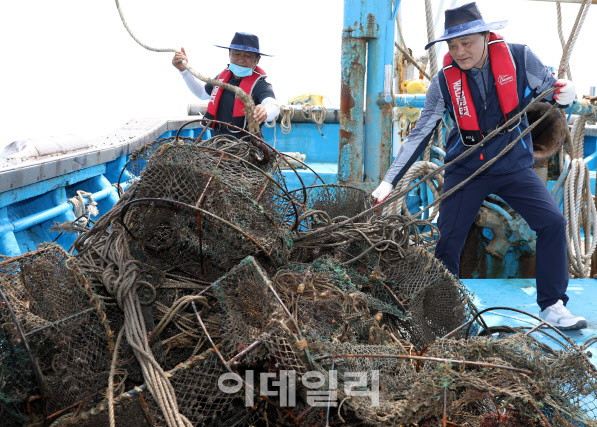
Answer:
[{"left": 434, "top": 167, "right": 568, "bottom": 311}]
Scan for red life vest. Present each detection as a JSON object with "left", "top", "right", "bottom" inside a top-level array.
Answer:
[
  {"left": 205, "top": 66, "right": 267, "bottom": 129},
  {"left": 442, "top": 32, "right": 519, "bottom": 146}
]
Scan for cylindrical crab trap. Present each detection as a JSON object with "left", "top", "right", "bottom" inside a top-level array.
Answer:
[
  {"left": 0, "top": 244, "right": 114, "bottom": 426},
  {"left": 118, "top": 137, "right": 308, "bottom": 279}
]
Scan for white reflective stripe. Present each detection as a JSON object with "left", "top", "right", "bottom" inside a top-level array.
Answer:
[{"left": 488, "top": 39, "right": 504, "bottom": 45}]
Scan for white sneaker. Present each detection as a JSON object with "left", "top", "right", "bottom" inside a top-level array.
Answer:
[{"left": 539, "top": 300, "right": 587, "bottom": 331}]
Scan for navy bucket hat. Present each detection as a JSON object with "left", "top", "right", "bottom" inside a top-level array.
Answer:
[
  {"left": 215, "top": 32, "right": 272, "bottom": 56},
  {"left": 425, "top": 2, "right": 507, "bottom": 50}
]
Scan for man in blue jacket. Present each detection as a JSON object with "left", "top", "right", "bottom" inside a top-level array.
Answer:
[{"left": 372, "top": 2, "right": 586, "bottom": 330}]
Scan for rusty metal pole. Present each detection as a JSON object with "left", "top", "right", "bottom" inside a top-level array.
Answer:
[
  {"left": 338, "top": 0, "right": 367, "bottom": 187},
  {"left": 339, "top": 0, "right": 397, "bottom": 190},
  {"left": 363, "top": 0, "right": 395, "bottom": 189}
]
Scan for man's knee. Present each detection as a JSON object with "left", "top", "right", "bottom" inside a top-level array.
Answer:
[
  {"left": 544, "top": 209, "right": 566, "bottom": 233},
  {"left": 435, "top": 240, "right": 460, "bottom": 276}
]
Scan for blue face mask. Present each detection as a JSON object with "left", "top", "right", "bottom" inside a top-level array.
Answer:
[{"left": 228, "top": 62, "right": 254, "bottom": 78}]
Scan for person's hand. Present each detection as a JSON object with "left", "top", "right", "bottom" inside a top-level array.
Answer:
[
  {"left": 371, "top": 181, "right": 393, "bottom": 204},
  {"left": 554, "top": 79, "right": 575, "bottom": 105},
  {"left": 254, "top": 105, "right": 267, "bottom": 124},
  {"left": 172, "top": 47, "right": 188, "bottom": 71}
]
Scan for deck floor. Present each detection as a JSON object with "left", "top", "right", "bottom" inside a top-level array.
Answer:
[{"left": 463, "top": 278, "right": 597, "bottom": 363}]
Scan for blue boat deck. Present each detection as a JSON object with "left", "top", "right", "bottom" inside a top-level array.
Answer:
[{"left": 463, "top": 278, "right": 597, "bottom": 362}]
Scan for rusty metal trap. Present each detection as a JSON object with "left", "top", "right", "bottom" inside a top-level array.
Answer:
[
  {"left": 0, "top": 244, "right": 114, "bottom": 426},
  {"left": 1, "top": 131, "right": 596, "bottom": 426}
]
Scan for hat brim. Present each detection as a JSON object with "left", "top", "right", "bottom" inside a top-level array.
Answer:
[
  {"left": 424, "top": 20, "right": 508, "bottom": 50},
  {"left": 214, "top": 44, "right": 273, "bottom": 57}
]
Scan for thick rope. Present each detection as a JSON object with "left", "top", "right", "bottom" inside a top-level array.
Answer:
[
  {"left": 554, "top": 0, "right": 594, "bottom": 276},
  {"left": 101, "top": 226, "right": 192, "bottom": 427},
  {"left": 279, "top": 107, "right": 295, "bottom": 135},
  {"left": 557, "top": 0, "right": 591, "bottom": 80},
  {"left": 383, "top": 160, "right": 444, "bottom": 220},
  {"left": 556, "top": 2, "right": 572, "bottom": 80},
  {"left": 108, "top": 327, "right": 125, "bottom": 427},
  {"left": 114, "top": 0, "right": 259, "bottom": 135},
  {"left": 68, "top": 190, "right": 99, "bottom": 226},
  {"left": 563, "top": 116, "right": 597, "bottom": 277},
  {"left": 424, "top": 0, "right": 438, "bottom": 77}
]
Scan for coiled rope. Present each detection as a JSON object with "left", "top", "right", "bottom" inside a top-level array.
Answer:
[
  {"left": 274, "top": 104, "right": 327, "bottom": 136},
  {"left": 555, "top": 0, "right": 595, "bottom": 277},
  {"left": 383, "top": 160, "right": 443, "bottom": 221},
  {"left": 303, "top": 103, "right": 328, "bottom": 135},
  {"left": 564, "top": 115, "right": 597, "bottom": 277}
]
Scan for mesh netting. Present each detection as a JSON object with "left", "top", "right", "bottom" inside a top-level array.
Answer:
[
  {"left": 0, "top": 244, "right": 113, "bottom": 426},
  {"left": 120, "top": 138, "right": 297, "bottom": 279},
  {"left": 1, "top": 132, "right": 594, "bottom": 426}
]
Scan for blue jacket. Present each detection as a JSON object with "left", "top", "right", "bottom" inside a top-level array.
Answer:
[{"left": 438, "top": 42, "right": 537, "bottom": 176}]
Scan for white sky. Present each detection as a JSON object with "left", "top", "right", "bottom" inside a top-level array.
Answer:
[{"left": 1, "top": 0, "right": 595, "bottom": 147}]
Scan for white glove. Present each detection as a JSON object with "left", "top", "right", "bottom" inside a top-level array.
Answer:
[
  {"left": 371, "top": 181, "right": 393, "bottom": 204},
  {"left": 553, "top": 79, "right": 575, "bottom": 105}
]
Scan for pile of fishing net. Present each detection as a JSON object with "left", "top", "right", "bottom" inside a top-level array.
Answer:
[{"left": 1, "top": 133, "right": 596, "bottom": 426}]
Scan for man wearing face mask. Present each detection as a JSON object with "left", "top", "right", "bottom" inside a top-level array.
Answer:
[
  {"left": 172, "top": 32, "right": 280, "bottom": 135},
  {"left": 371, "top": 2, "right": 586, "bottom": 330}
]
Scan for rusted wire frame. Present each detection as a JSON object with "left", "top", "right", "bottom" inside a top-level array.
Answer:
[
  {"left": 116, "top": 131, "right": 316, "bottom": 216},
  {"left": 312, "top": 353, "right": 534, "bottom": 376},
  {"left": 225, "top": 337, "right": 264, "bottom": 367},
  {"left": 194, "top": 145, "right": 303, "bottom": 230},
  {"left": 465, "top": 306, "right": 587, "bottom": 355},
  {"left": 118, "top": 197, "right": 278, "bottom": 267},
  {"left": 190, "top": 302, "right": 259, "bottom": 401},
  {"left": 121, "top": 142, "right": 304, "bottom": 233},
  {"left": 261, "top": 277, "right": 316, "bottom": 371},
  {"left": 115, "top": 136, "right": 192, "bottom": 193},
  {"left": 184, "top": 117, "right": 316, "bottom": 208},
  {"left": 294, "top": 88, "right": 557, "bottom": 243},
  {"left": 0, "top": 285, "right": 49, "bottom": 425},
  {"left": 177, "top": 117, "right": 272, "bottom": 165},
  {"left": 294, "top": 214, "right": 438, "bottom": 266},
  {"left": 194, "top": 151, "right": 227, "bottom": 273},
  {"left": 439, "top": 305, "right": 489, "bottom": 342},
  {"left": 285, "top": 183, "right": 370, "bottom": 231},
  {"left": 50, "top": 348, "right": 220, "bottom": 426}
]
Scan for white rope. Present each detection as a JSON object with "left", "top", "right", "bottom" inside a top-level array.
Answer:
[
  {"left": 382, "top": 161, "right": 444, "bottom": 220},
  {"left": 424, "top": 0, "right": 438, "bottom": 77},
  {"left": 302, "top": 103, "right": 328, "bottom": 135},
  {"left": 557, "top": 0, "right": 591, "bottom": 80},
  {"left": 262, "top": 116, "right": 277, "bottom": 147},
  {"left": 553, "top": 0, "right": 595, "bottom": 277},
  {"left": 563, "top": 116, "right": 597, "bottom": 277},
  {"left": 279, "top": 107, "right": 294, "bottom": 134},
  {"left": 556, "top": 3, "right": 570, "bottom": 80},
  {"left": 68, "top": 190, "right": 98, "bottom": 226}
]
